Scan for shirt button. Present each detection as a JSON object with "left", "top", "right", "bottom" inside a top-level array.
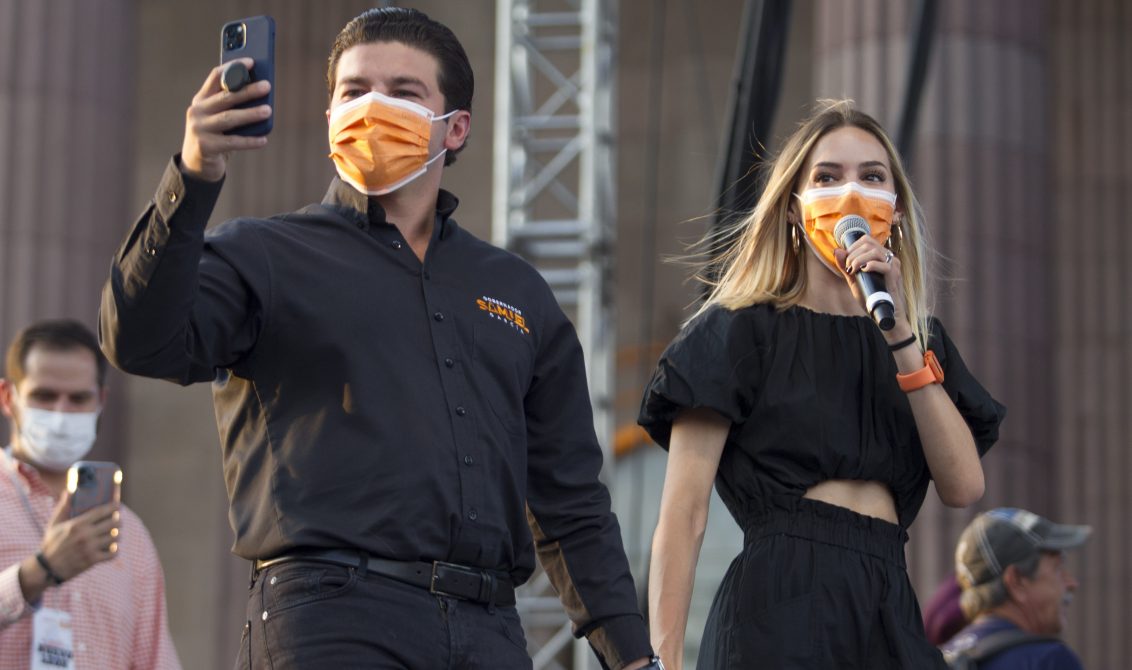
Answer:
[
  {"left": 468, "top": 508, "right": 478, "bottom": 521},
  {"left": 455, "top": 406, "right": 466, "bottom": 416},
  {"left": 434, "top": 312, "right": 444, "bottom": 322},
  {"left": 391, "top": 241, "right": 403, "bottom": 249},
  {"left": 464, "top": 455, "right": 474, "bottom": 466},
  {"left": 444, "top": 357, "right": 454, "bottom": 368},
  {"left": 146, "top": 246, "right": 157, "bottom": 256},
  {"left": 167, "top": 191, "right": 177, "bottom": 203}
]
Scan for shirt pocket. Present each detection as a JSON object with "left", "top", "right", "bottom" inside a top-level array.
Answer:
[{"left": 472, "top": 323, "right": 534, "bottom": 437}]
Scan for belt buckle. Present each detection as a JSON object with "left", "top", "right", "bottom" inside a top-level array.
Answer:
[{"left": 429, "top": 560, "right": 467, "bottom": 600}]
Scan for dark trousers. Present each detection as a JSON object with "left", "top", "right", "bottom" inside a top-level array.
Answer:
[
  {"left": 234, "top": 560, "right": 533, "bottom": 669},
  {"left": 698, "top": 499, "right": 948, "bottom": 669}
]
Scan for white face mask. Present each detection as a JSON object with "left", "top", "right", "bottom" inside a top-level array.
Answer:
[{"left": 17, "top": 406, "right": 99, "bottom": 472}]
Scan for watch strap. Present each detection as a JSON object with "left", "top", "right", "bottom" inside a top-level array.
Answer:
[{"left": 897, "top": 350, "right": 944, "bottom": 392}]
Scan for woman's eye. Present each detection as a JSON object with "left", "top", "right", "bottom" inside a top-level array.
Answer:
[
  {"left": 814, "top": 173, "right": 835, "bottom": 184},
  {"left": 863, "top": 172, "right": 886, "bottom": 183}
]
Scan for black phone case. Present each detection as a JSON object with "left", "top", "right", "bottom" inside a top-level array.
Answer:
[{"left": 220, "top": 15, "right": 276, "bottom": 137}]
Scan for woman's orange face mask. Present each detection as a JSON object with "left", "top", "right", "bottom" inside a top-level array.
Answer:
[
  {"left": 797, "top": 181, "right": 897, "bottom": 273},
  {"left": 328, "top": 91, "right": 457, "bottom": 196}
]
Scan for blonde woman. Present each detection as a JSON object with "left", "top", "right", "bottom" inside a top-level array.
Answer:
[{"left": 639, "top": 101, "right": 1005, "bottom": 669}]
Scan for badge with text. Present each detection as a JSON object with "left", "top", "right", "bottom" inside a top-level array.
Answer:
[
  {"left": 31, "top": 608, "right": 74, "bottom": 669},
  {"left": 476, "top": 296, "right": 530, "bottom": 335}
]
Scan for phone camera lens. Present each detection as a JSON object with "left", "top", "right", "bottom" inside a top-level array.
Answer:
[
  {"left": 78, "top": 468, "right": 94, "bottom": 486},
  {"left": 223, "top": 24, "right": 245, "bottom": 51}
]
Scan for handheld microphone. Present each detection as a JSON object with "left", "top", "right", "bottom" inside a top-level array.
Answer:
[{"left": 834, "top": 215, "right": 895, "bottom": 331}]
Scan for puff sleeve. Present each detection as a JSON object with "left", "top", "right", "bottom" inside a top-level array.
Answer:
[
  {"left": 638, "top": 306, "right": 763, "bottom": 448},
  {"left": 928, "top": 318, "right": 1007, "bottom": 456}
]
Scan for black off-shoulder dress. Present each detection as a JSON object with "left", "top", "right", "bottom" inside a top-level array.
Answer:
[{"left": 639, "top": 303, "right": 1005, "bottom": 669}]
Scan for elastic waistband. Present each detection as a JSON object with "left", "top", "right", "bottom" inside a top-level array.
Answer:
[
  {"left": 254, "top": 548, "right": 516, "bottom": 607},
  {"left": 741, "top": 498, "right": 908, "bottom": 567}
]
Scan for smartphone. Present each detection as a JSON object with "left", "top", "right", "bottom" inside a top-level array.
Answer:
[
  {"left": 67, "top": 461, "right": 122, "bottom": 518},
  {"left": 220, "top": 15, "right": 276, "bottom": 136}
]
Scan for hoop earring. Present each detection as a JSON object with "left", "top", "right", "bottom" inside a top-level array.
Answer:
[
  {"left": 890, "top": 222, "right": 903, "bottom": 253},
  {"left": 790, "top": 224, "right": 801, "bottom": 256}
]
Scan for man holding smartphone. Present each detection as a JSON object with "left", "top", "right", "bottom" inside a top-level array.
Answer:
[
  {"left": 100, "top": 7, "right": 658, "bottom": 670},
  {"left": 0, "top": 319, "right": 180, "bottom": 668}
]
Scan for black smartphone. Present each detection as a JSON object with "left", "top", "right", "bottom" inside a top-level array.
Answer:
[
  {"left": 220, "top": 15, "right": 276, "bottom": 136},
  {"left": 67, "top": 461, "right": 122, "bottom": 518}
]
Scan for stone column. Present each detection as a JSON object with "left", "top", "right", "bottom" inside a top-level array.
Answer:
[
  {"left": 1050, "top": 0, "right": 1130, "bottom": 665},
  {"left": 0, "top": 0, "right": 134, "bottom": 460}
]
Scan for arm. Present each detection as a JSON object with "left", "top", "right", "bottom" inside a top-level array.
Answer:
[
  {"left": 647, "top": 408, "right": 729, "bottom": 670},
  {"left": 892, "top": 338, "right": 984, "bottom": 506},
  {"left": 524, "top": 304, "right": 652, "bottom": 670},
  {"left": 1, "top": 495, "right": 120, "bottom": 628},
  {"left": 99, "top": 60, "right": 271, "bottom": 383},
  {"left": 839, "top": 242, "right": 984, "bottom": 507}
]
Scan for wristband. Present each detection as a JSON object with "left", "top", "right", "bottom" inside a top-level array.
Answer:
[
  {"left": 35, "top": 552, "right": 65, "bottom": 586},
  {"left": 888, "top": 334, "right": 918, "bottom": 352}
]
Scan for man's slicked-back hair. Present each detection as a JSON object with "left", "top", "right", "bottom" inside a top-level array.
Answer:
[
  {"left": 327, "top": 7, "right": 473, "bottom": 165},
  {"left": 5, "top": 319, "right": 107, "bottom": 388}
]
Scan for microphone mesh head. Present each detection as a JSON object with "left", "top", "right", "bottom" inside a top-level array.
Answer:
[{"left": 837, "top": 212, "right": 869, "bottom": 242}]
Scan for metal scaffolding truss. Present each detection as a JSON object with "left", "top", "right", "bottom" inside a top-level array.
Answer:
[{"left": 492, "top": 0, "right": 616, "bottom": 668}]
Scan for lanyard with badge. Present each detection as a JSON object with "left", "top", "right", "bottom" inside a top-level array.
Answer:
[{"left": 3, "top": 447, "right": 77, "bottom": 669}]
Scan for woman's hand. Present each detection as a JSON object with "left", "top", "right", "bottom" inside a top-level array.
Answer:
[{"left": 833, "top": 236, "right": 912, "bottom": 342}]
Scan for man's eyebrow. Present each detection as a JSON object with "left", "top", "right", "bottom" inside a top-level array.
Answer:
[
  {"left": 388, "top": 75, "right": 429, "bottom": 92},
  {"left": 334, "top": 75, "right": 430, "bottom": 94},
  {"left": 335, "top": 76, "right": 371, "bottom": 90}
]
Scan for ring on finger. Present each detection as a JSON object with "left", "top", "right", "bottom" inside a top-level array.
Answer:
[{"left": 883, "top": 250, "right": 894, "bottom": 264}]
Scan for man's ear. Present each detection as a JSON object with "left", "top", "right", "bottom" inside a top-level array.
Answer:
[
  {"left": 1002, "top": 564, "right": 1031, "bottom": 605},
  {"left": 444, "top": 110, "right": 472, "bottom": 153},
  {"left": 0, "top": 378, "right": 14, "bottom": 420}
]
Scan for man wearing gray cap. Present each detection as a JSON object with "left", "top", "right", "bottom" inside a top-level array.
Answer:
[{"left": 941, "top": 508, "right": 1090, "bottom": 669}]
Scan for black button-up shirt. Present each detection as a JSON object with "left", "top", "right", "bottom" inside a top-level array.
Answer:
[{"left": 100, "top": 158, "right": 650, "bottom": 667}]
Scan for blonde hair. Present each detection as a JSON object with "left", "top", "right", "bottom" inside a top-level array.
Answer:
[{"left": 692, "top": 99, "right": 933, "bottom": 346}]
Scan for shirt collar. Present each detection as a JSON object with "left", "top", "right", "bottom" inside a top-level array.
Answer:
[
  {"left": 2, "top": 445, "right": 47, "bottom": 493},
  {"left": 320, "top": 177, "right": 461, "bottom": 238}
]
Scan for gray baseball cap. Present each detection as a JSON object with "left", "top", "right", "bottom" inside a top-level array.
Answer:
[{"left": 956, "top": 507, "right": 1092, "bottom": 589}]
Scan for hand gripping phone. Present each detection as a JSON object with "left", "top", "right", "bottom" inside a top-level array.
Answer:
[
  {"left": 220, "top": 15, "right": 276, "bottom": 136},
  {"left": 67, "top": 461, "right": 122, "bottom": 518}
]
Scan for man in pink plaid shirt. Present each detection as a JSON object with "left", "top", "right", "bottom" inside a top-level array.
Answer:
[{"left": 0, "top": 319, "right": 179, "bottom": 669}]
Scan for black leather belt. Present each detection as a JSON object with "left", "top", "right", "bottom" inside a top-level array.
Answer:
[{"left": 254, "top": 548, "right": 516, "bottom": 607}]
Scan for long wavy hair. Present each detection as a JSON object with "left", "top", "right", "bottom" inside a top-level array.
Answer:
[{"left": 692, "top": 99, "right": 933, "bottom": 346}]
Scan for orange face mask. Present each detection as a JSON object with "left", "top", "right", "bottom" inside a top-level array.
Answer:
[
  {"left": 798, "top": 181, "right": 897, "bottom": 274},
  {"left": 328, "top": 91, "right": 457, "bottom": 196}
]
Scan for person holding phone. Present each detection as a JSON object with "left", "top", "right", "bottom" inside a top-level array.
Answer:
[
  {"left": 99, "top": 8, "right": 656, "bottom": 670},
  {"left": 0, "top": 319, "right": 180, "bottom": 669}
]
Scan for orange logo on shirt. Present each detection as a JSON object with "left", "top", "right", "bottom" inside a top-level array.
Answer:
[{"left": 477, "top": 296, "right": 530, "bottom": 335}]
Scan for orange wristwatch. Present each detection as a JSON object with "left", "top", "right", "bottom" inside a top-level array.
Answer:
[{"left": 897, "top": 350, "right": 944, "bottom": 392}]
